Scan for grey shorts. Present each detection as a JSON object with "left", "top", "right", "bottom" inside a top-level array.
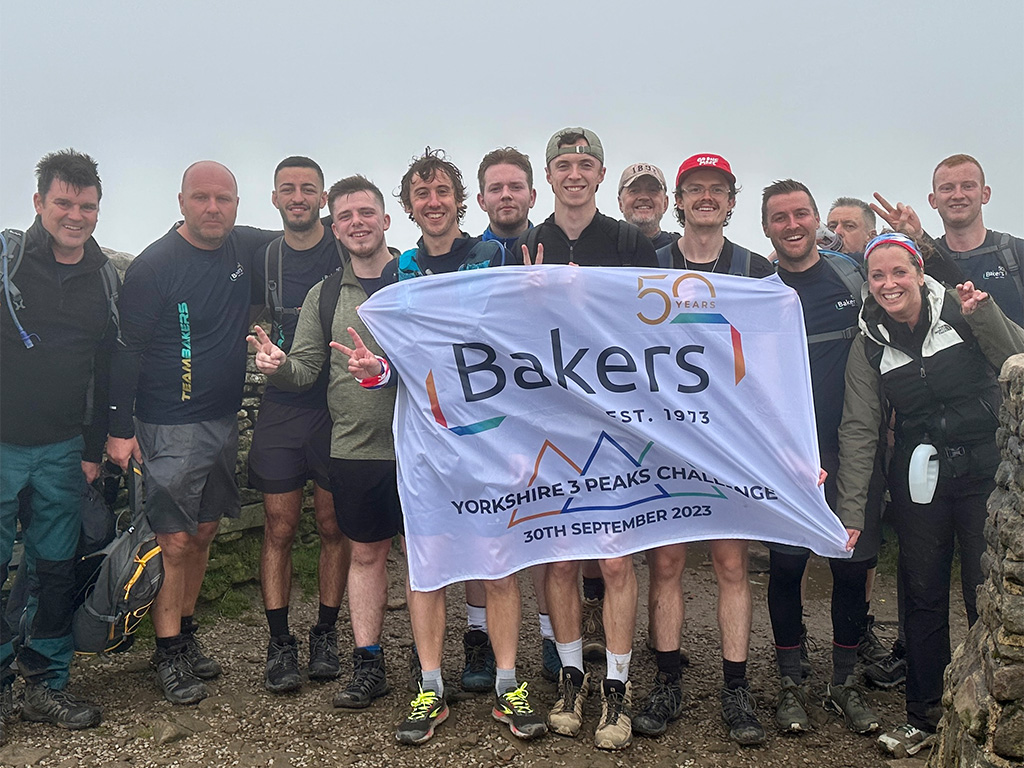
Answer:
[{"left": 136, "top": 415, "right": 240, "bottom": 535}]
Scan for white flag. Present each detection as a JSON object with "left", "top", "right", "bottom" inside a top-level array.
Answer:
[{"left": 359, "top": 266, "right": 850, "bottom": 591}]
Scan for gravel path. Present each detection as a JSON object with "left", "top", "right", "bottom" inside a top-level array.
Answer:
[{"left": 1, "top": 542, "right": 961, "bottom": 768}]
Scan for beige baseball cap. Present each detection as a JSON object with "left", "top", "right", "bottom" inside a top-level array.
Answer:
[{"left": 618, "top": 163, "right": 668, "bottom": 194}]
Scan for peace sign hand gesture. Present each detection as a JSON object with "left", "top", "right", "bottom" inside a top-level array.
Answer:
[{"left": 246, "top": 325, "right": 287, "bottom": 375}]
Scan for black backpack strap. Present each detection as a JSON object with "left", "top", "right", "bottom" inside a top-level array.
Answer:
[
  {"left": 524, "top": 226, "right": 540, "bottom": 263},
  {"left": 993, "top": 232, "right": 1024, "bottom": 306},
  {"left": 616, "top": 220, "right": 640, "bottom": 263},
  {"left": 98, "top": 260, "right": 121, "bottom": 344},
  {"left": 2, "top": 228, "right": 27, "bottom": 310},
  {"left": 807, "top": 254, "right": 865, "bottom": 346},
  {"left": 318, "top": 270, "right": 344, "bottom": 347},
  {"left": 728, "top": 245, "right": 751, "bottom": 276},
  {"left": 333, "top": 235, "right": 351, "bottom": 272},
  {"left": 807, "top": 326, "right": 860, "bottom": 345},
  {"left": 263, "top": 237, "right": 282, "bottom": 321},
  {"left": 655, "top": 243, "right": 673, "bottom": 269}
]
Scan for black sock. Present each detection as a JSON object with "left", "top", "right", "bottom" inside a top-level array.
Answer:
[
  {"left": 156, "top": 634, "right": 184, "bottom": 651},
  {"left": 317, "top": 603, "right": 340, "bottom": 629},
  {"left": 655, "top": 650, "right": 682, "bottom": 681},
  {"left": 723, "top": 659, "right": 747, "bottom": 688},
  {"left": 582, "top": 576, "right": 605, "bottom": 601},
  {"left": 564, "top": 665, "right": 585, "bottom": 686},
  {"left": 266, "top": 607, "right": 290, "bottom": 638},
  {"left": 180, "top": 615, "right": 197, "bottom": 635}
]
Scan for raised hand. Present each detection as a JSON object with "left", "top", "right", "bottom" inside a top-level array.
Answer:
[
  {"left": 870, "top": 192, "right": 923, "bottom": 240},
  {"left": 329, "top": 327, "right": 384, "bottom": 379},
  {"left": 957, "top": 281, "right": 989, "bottom": 315},
  {"left": 522, "top": 242, "right": 544, "bottom": 266},
  {"left": 246, "top": 324, "right": 287, "bottom": 375}
]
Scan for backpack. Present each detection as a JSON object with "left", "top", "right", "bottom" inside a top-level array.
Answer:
[
  {"left": 523, "top": 219, "right": 641, "bottom": 265},
  {"left": 938, "top": 231, "right": 1024, "bottom": 302},
  {"left": 655, "top": 241, "right": 752, "bottom": 275},
  {"left": 262, "top": 234, "right": 349, "bottom": 346},
  {"left": 805, "top": 250, "right": 866, "bottom": 346},
  {"left": 72, "top": 460, "right": 163, "bottom": 655},
  {"left": 1, "top": 227, "right": 121, "bottom": 348},
  {"left": 3, "top": 480, "right": 118, "bottom": 643}
]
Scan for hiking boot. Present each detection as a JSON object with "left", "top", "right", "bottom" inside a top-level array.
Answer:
[
  {"left": 396, "top": 686, "right": 448, "bottom": 745},
  {"left": 721, "top": 681, "right": 766, "bottom": 746},
  {"left": 461, "top": 629, "right": 496, "bottom": 693},
  {"left": 493, "top": 681, "right": 547, "bottom": 740},
  {"left": 541, "top": 638, "right": 561, "bottom": 682},
  {"left": 878, "top": 723, "right": 937, "bottom": 757},
  {"left": 334, "top": 648, "right": 389, "bottom": 709},
  {"left": 1, "top": 680, "right": 19, "bottom": 725},
  {"left": 857, "top": 615, "right": 889, "bottom": 666},
  {"left": 547, "top": 667, "right": 590, "bottom": 737},
  {"left": 632, "top": 672, "right": 683, "bottom": 737},
  {"left": 864, "top": 640, "right": 907, "bottom": 689},
  {"left": 155, "top": 644, "right": 208, "bottom": 705},
  {"left": 407, "top": 646, "right": 422, "bottom": 693},
  {"left": 595, "top": 679, "right": 632, "bottom": 750},
  {"left": 265, "top": 634, "right": 301, "bottom": 694},
  {"left": 774, "top": 676, "right": 810, "bottom": 732},
  {"left": 182, "top": 629, "right": 222, "bottom": 680},
  {"left": 308, "top": 624, "right": 341, "bottom": 681},
  {"left": 582, "top": 597, "right": 605, "bottom": 661},
  {"left": 825, "top": 675, "right": 879, "bottom": 734},
  {"left": 21, "top": 683, "right": 101, "bottom": 730}
]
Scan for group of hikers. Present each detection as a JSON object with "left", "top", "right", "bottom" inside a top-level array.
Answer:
[{"left": 2, "top": 127, "right": 1023, "bottom": 760}]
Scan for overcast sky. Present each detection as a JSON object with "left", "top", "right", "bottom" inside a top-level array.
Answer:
[{"left": 2, "top": 1, "right": 1022, "bottom": 257}]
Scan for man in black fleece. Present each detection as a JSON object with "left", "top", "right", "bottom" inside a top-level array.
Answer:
[{"left": 1, "top": 149, "right": 113, "bottom": 733}]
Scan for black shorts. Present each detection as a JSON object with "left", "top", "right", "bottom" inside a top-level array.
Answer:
[
  {"left": 248, "top": 400, "right": 331, "bottom": 494},
  {"left": 328, "top": 458, "right": 402, "bottom": 543},
  {"left": 136, "top": 415, "right": 240, "bottom": 535}
]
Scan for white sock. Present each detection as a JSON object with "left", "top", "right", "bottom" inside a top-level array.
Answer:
[
  {"left": 606, "top": 650, "right": 632, "bottom": 683},
  {"left": 538, "top": 613, "right": 554, "bottom": 641},
  {"left": 466, "top": 604, "right": 487, "bottom": 633},
  {"left": 556, "top": 638, "right": 584, "bottom": 672}
]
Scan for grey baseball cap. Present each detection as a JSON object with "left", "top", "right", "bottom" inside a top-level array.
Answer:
[{"left": 545, "top": 127, "right": 604, "bottom": 167}]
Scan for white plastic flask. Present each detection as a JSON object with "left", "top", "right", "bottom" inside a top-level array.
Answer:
[{"left": 908, "top": 444, "right": 939, "bottom": 504}]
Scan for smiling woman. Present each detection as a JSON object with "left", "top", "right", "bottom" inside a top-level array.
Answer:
[{"left": 836, "top": 231, "right": 1024, "bottom": 756}]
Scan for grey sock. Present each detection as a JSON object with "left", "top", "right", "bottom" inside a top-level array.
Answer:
[
  {"left": 421, "top": 668, "right": 444, "bottom": 697},
  {"left": 776, "top": 646, "right": 803, "bottom": 683},
  {"left": 832, "top": 645, "right": 858, "bottom": 686},
  {"left": 495, "top": 668, "right": 518, "bottom": 696}
]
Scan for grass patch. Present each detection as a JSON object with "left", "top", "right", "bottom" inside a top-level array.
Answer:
[{"left": 291, "top": 539, "right": 322, "bottom": 599}]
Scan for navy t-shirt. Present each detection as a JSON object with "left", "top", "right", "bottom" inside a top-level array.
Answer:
[
  {"left": 937, "top": 230, "right": 1024, "bottom": 327},
  {"left": 776, "top": 257, "right": 861, "bottom": 454},
  {"left": 109, "top": 224, "right": 276, "bottom": 435},
  {"left": 251, "top": 226, "right": 344, "bottom": 408}
]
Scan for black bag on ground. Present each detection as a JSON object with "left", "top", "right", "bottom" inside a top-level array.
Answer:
[{"left": 73, "top": 460, "right": 163, "bottom": 654}]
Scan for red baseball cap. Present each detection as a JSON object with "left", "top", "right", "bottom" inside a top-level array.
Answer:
[{"left": 675, "top": 154, "right": 736, "bottom": 188}]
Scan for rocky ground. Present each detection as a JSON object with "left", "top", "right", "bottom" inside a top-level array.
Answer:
[{"left": 1, "top": 541, "right": 967, "bottom": 768}]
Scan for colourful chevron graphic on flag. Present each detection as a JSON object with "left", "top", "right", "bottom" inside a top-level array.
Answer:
[
  {"left": 670, "top": 274, "right": 745, "bottom": 384},
  {"left": 426, "top": 370, "right": 505, "bottom": 436}
]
